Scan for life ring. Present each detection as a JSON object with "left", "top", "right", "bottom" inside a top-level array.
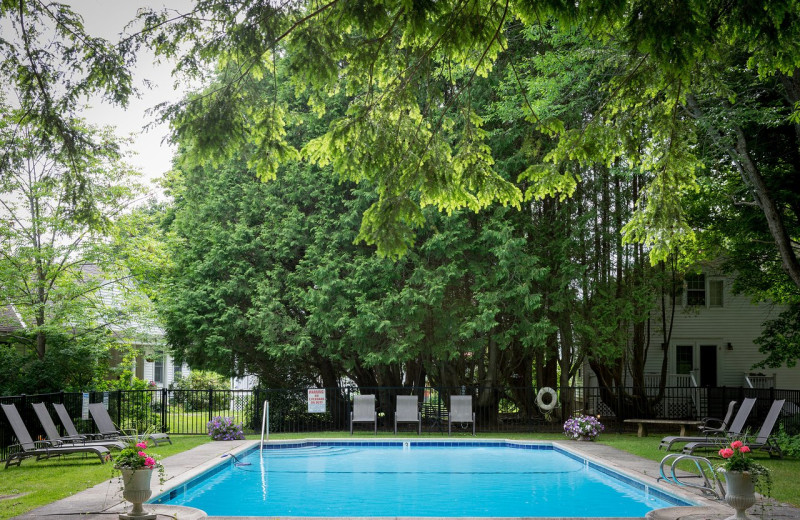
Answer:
[{"left": 536, "top": 387, "right": 558, "bottom": 411}]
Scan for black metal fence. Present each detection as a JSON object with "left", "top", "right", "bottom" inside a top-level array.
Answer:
[{"left": 2, "top": 385, "right": 799, "bottom": 461}]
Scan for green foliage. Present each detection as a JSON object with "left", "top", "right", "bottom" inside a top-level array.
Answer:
[
  {"left": 0, "top": 333, "right": 112, "bottom": 395},
  {"left": 158, "top": 61, "right": 553, "bottom": 392},
  {"left": 753, "top": 304, "right": 800, "bottom": 369},
  {"left": 130, "top": 1, "right": 800, "bottom": 335},
  {"left": 0, "top": 1, "right": 136, "bottom": 217},
  {"left": 169, "top": 370, "right": 230, "bottom": 412},
  {"left": 775, "top": 423, "right": 800, "bottom": 453},
  {"left": 0, "top": 99, "right": 151, "bottom": 379}
]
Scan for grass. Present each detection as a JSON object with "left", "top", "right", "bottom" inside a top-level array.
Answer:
[
  {"left": 1, "top": 431, "right": 797, "bottom": 519},
  {"left": 596, "top": 433, "right": 800, "bottom": 507},
  {"left": 0, "top": 435, "right": 211, "bottom": 520}
]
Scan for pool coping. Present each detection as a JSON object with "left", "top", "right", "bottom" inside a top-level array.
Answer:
[{"left": 149, "top": 438, "right": 731, "bottom": 520}]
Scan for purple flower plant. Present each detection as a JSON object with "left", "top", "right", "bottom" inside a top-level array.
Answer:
[
  {"left": 207, "top": 416, "right": 246, "bottom": 441},
  {"left": 563, "top": 413, "right": 604, "bottom": 440}
]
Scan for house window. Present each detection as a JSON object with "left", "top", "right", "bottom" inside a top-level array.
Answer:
[
  {"left": 173, "top": 362, "right": 183, "bottom": 381},
  {"left": 154, "top": 352, "right": 164, "bottom": 383},
  {"left": 676, "top": 345, "right": 693, "bottom": 375},
  {"left": 709, "top": 280, "right": 723, "bottom": 307},
  {"left": 686, "top": 274, "right": 706, "bottom": 306}
]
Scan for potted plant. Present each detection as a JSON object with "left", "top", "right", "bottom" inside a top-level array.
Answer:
[
  {"left": 113, "top": 436, "right": 166, "bottom": 520},
  {"left": 717, "top": 440, "right": 772, "bottom": 520},
  {"left": 563, "top": 413, "right": 604, "bottom": 441}
]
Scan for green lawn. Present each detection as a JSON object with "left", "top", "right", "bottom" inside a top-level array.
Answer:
[
  {"left": 1, "top": 432, "right": 797, "bottom": 519},
  {"left": 0, "top": 435, "right": 211, "bottom": 520}
]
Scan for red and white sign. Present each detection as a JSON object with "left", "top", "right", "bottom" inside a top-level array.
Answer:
[{"left": 308, "top": 388, "right": 326, "bottom": 413}]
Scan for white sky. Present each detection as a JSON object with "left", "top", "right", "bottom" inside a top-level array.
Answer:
[{"left": 70, "top": 1, "right": 194, "bottom": 193}]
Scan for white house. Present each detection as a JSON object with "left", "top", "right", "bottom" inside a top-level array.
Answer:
[
  {"left": 647, "top": 268, "right": 798, "bottom": 390},
  {"left": 138, "top": 353, "right": 190, "bottom": 388},
  {"left": 77, "top": 264, "right": 192, "bottom": 388},
  {"left": 584, "top": 266, "right": 798, "bottom": 391}
]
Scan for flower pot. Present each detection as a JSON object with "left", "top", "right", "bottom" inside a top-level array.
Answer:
[
  {"left": 723, "top": 470, "right": 756, "bottom": 520},
  {"left": 119, "top": 468, "right": 157, "bottom": 520},
  {"left": 576, "top": 435, "right": 595, "bottom": 441}
]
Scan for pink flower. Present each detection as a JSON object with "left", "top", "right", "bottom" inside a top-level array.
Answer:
[
  {"left": 136, "top": 442, "right": 148, "bottom": 449},
  {"left": 731, "top": 440, "right": 743, "bottom": 449},
  {"left": 138, "top": 451, "right": 147, "bottom": 458},
  {"left": 144, "top": 457, "right": 156, "bottom": 468},
  {"left": 719, "top": 448, "right": 734, "bottom": 458},
  {"left": 740, "top": 445, "right": 751, "bottom": 453}
]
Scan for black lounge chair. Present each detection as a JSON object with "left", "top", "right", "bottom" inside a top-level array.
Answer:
[
  {"left": 1, "top": 403, "right": 110, "bottom": 468},
  {"left": 659, "top": 398, "right": 755, "bottom": 451},
  {"left": 32, "top": 403, "right": 124, "bottom": 450},
  {"left": 88, "top": 403, "right": 171, "bottom": 446},
  {"left": 682, "top": 399, "right": 786, "bottom": 458}
]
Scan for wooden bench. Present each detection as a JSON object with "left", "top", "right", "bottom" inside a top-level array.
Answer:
[{"left": 623, "top": 419, "right": 703, "bottom": 438}]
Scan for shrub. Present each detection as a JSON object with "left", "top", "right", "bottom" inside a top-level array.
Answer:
[
  {"left": 207, "top": 416, "right": 245, "bottom": 440},
  {"left": 94, "top": 373, "right": 162, "bottom": 432},
  {"left": 169, "top": 370, "right": 229, "bottom": 412},
  {"left": 775, "top": 423, "right": 800, "bottom": 457}
]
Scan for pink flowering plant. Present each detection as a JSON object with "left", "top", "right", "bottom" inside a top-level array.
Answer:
[
  {"left": 563, "top": 413, "right": 605, "bottom": 440},
  {"left": 113, "top": 436, "right": 166, "bottom": 483},
  {"left": 716, "top": 439, "right": 772, "bottom": 496},
  {"left": 207, "top": 416, "right": 245, "bottom": 441}
]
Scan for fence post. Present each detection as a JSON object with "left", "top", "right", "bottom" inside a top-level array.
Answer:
[
  {"left": 254, "top": 388, "right": 261, "bottom": 432},
  {"left": 161, "top": 388, "right": 168, "bottom": 433},
  {"left": 116, "top": 390, "right": 122, "bottom": 428},
  {"left": 208, "top": 388, "right": 214, "bottom": 422}
]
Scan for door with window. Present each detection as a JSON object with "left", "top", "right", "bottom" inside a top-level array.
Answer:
[{"left": 675, "top": 343, "right": 718, "bottom": 387}]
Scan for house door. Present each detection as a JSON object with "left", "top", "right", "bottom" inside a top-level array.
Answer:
[{"left": 699, "top": 345, "right": 717, "bottom": 387}]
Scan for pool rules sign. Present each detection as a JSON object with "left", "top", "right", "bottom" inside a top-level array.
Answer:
[{"left": 308, "top": 388, "right": 326, "bottom": 413}]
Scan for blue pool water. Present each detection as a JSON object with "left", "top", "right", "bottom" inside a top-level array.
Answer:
[{"left": 152, "top": 442, "right": 691, "bottom": 517}]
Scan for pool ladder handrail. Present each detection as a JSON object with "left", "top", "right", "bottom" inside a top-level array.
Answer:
[
  {"left": 658, "top": 453, "right": 725, "bottom": 499},
  {"left": 260, "top": 400, "right": 269, "bottom": 450}
]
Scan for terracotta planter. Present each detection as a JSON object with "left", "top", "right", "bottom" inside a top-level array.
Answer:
[
  {"left": 119, "top": 468, "right": 157, "bottom": 520},
  {"left": 723, "top": 470, "right": 756, "bottom": 520}
]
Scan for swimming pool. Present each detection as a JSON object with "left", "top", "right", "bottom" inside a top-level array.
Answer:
[{"left": 151, "top": 441, "right": 693, "bottom": 517}]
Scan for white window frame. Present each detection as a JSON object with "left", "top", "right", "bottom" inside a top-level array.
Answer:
[{"left": 684, "top": 274, "right": 725, "bottom": 308}]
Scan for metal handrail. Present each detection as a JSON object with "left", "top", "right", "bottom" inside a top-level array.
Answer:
[
  {"left": 260, "top": 400, "right": 269, "bottom": 450},
  {"left": 658, "top": 453, "right": 725, "bottom": 499}
]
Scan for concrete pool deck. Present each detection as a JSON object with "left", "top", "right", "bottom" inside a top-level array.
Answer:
[{"left": 11, "top": 438, "right": 800, "bottom": 520}]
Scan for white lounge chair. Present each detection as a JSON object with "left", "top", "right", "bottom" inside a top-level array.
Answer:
[
  {"left": 448, "top": 396, "right": 475, "bottom": 436},
  {"left": 350, "top": 394, "right": 377, "bottom": 435},
  {"left": 394, "top": 396, "right": 421, "bottom": 435}
]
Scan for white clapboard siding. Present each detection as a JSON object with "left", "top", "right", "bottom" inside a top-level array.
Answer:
[{"left": 642, "top": 274, "right": 799, "bottom": 389}]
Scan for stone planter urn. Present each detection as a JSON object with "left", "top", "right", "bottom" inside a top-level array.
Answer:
[
  {"left": 723, "top": 470, "right": 756, "bottom": 520},
  {"left": 119, "top": 468, "right": 157, "bottom": 520}
]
